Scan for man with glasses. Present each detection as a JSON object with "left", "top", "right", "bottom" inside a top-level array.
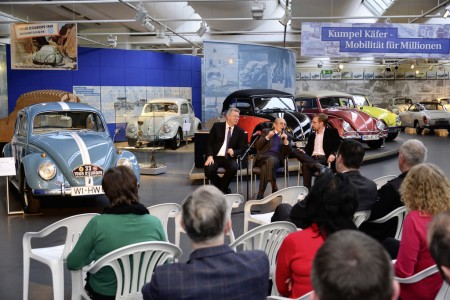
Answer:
[
  {"left": 205, "top": 108, "right": 247, "bottom": 194},
  {"left": 292, "top": 113, "right": 341, "bottom": 190},
  {"left": 254, "top": 118, "right": 292, "bottom": 199}
]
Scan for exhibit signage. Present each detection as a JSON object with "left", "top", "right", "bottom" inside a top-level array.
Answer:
[{"left": 301, "top": 22, "right": 450, "bottom": 59}]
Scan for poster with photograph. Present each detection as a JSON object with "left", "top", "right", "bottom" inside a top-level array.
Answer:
[
  {"left": 10, "top": 22, "right": 77, "bottom": 70},
  {"left": 0, "top": 45, "right": 7, "bottom": 119}
]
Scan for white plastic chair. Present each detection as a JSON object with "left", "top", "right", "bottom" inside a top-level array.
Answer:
[
  {"left": 244, "top": 186, "right": 309, "bottom": 232},
  {"left": 71, "top": 241, "right": 182, "bottom": 300},
  {"left": 436, "top": 282, "right": 450, "bottom": 300},
  {"left": 230, "top": 221, "right": 298, "bottom": 296},
  {"left": 267, "top": 290, "right": 312, "bottom": 300},
  {"left": 373, "top": 175, "right": 397, "bottom": 190},
  {"left": 23, "top": 213, "right": 99, "bottom": 300},
  {"left": 395, "top": 264, "right": 439, "bottom": 284},
  {"left": 174, "top": 193, "right": 244, "bottom": 246},
  {"left": 147, "top": 203, "right": 181, "bottom": 242},
  {"left": 353, "top": 210, "right": 371, "bottom": 228},
  {"left": 368, "top": 206, "right": 407, "bottom": 240}
]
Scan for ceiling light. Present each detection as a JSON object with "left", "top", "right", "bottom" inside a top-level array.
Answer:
[
  {"left": 415, "top": 70, "right": 419, "bottom": 74},
  {"left": 251, "top": 1, "right": 265, "bottom": 20},
  {"left": 339, "top": 63, "right": 344, "bottom": 70},
  {"left": 410, "top": 63, "right": 415, "bottom": 69},
  {"left": 135, "top": 3, "right": 147, "bottom": 23},
  {"left": 317, "top": 61, "right": 323, "bottom": 68},
  {"left": 279, "top": 9, "right": 291, "bottom": 26},
  {"left": 441, "top": 8, "right": 450, "bottom": 19},
  {"left": 429, "top": 64, "right": 434, "bottom": 71},
  {"left": 107, "top": 35, "right": 117, "bottom": 48},
  {"left": 156, "top": 24, "right": 166, "bottom": 39},
  {"left": 164, "top": 35, "right": 172, "bottom": 47},
  {"left": 142, "top": 19, "right": 155, "bottom": 32},
  {"left": 196, "top": 22, "right": 207, "bottom": 37}
]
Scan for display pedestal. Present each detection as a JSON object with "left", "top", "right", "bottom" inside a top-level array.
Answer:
[{"left": 117, "top": 146, "right": 166, "bottom": 175}]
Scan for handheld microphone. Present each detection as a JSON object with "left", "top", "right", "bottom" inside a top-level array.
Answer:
[
  {"left": 252, "top": 131, "right": 262, "bottom": 137},
  {"left": 281, "top": 129, "right": 286, "bottom": 141}
]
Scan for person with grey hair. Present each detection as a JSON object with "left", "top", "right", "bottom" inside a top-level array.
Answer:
[
  {"left": 311, "top": 230, "right": 399, "bottom": 300},
  {"left": 205, "top": 107, "right": 248, "bottom": 194},
  {"left": 141, "top": 185, "right": 270, "bottom": 300},
  {"left": 360, "top": 139, "right": 427, "bottom": 242}
]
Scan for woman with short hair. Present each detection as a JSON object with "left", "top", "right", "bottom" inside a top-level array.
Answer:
[{"left": 67, "top": 166, "right": 166, "bottom": 299}]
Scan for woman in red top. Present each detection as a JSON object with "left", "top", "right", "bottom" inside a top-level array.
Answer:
[
  {"left": 275, "top": 173, "right": 358, "bottom": 298},
  {"left": 395, "top": 163, "right": 450, "bottom": 300}
]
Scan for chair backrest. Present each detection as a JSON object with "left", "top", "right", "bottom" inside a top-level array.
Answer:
[
  {"left": 224, "top": 194, "right": 244, "bottom": 242},
  {"left": 353, "top": 210, "right": 371, "bottom": 228},
  {"left": 147, "top": 203, "right": 182, "bottom": 241},
  {"left": 86, "top": 241, "right": 182, "bottom": 299},
  {"left": 52, "top": 213, "right": 99, "bottom": 259},
  {"left": 230, "top": 221, "right": 297, "bottom": 272},
  {"left": 262, "top": 186, "right": 309, "bottom": 206},
  {"left": 395, "top": 264, "right": 438, "bottom": 284},
  {"left": 436, "top": 282, "right": 450, "bottom": 300},
  {"left": 370, "top": 206, "right": 407, "bottom": 240},
  {"left": 373, "top": 175, "right": 397, "bottom": 190}
]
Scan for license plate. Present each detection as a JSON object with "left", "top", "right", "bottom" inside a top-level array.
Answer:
[
  {"left": 71, "top": 185, "right": 104, "bottom": 196},
  {"left": 362, "top": 135, "right": 378, "bottom": 141}
]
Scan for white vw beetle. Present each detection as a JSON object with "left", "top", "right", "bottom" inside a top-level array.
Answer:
[{"left": 125, "top": 98, "right": 202, "bottom": 149}]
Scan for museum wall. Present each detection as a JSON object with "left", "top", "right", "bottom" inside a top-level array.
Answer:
[{"left": 5, "top": 45, "right": 202, "bottom": 125}]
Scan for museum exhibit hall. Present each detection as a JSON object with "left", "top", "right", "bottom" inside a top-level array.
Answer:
[{"left": 2, "top": 0, "right": 450, "bottom": 299}]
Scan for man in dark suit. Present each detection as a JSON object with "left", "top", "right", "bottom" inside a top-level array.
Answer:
[
  {"left": 141, "top": 185, "right": 270, "bottom": 300},
  {"left": 292, "top": 113, "right": 341, "bottom": 190},
  {"left": 254, "top": 118, "right": 292, "bottom": 199},
  {"left": 335, "top": 139, "right": 377, "bottom": 211},
  {"left": 359, "top": 139, "right": 427, "bottom": 242},
  {"left": 205, "top": 108, "right": 247, "bottom": 194}
]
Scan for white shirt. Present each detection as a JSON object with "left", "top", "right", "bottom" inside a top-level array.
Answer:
[
  {"left": 217, "top": 125, "right": 233, "bottom": 157},
  {"left": 312, "top": 128, "right": 326, "bottom": 156}
]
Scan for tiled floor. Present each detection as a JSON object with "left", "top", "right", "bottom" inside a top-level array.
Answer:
[{"left": 1, "top": 132, "right": 450, "bottom": 299}]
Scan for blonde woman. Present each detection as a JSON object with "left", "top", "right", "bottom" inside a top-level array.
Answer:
[{"left": 394, "top": 163, "right": 450, "bottom": 300}]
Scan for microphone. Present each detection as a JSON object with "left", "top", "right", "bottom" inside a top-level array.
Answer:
[
  {"left": 252, "top": 131, "right": 262, "bottom": 137},
  {"left": 281, "top": 129, "right": 286, "bottom": 141}
]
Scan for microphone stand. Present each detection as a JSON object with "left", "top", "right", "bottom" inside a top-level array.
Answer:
[{"left": 239, "top": 134, "right": 260, "bottom": 201}]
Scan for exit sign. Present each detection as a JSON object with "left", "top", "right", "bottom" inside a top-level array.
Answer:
[{"left": 321, "top": 70, "right": 333, "bottom": 75}]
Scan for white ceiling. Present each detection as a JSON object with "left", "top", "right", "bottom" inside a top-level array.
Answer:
[{"left": 0, "top": 0, "right": 448, "bottom": 64}]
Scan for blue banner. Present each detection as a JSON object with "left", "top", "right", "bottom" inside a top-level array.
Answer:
[{"left": 301, "top": 22, "right": 450, "bottom": 58}]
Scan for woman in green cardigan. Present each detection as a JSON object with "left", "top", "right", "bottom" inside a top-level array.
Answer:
[{"left": 67, "top": 166, "right": 166, "bottom": 299}]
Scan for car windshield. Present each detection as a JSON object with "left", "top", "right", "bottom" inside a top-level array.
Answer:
[
  {"left": 33, "top": 111, "right": 106, "bottom": 133},
  {"left": 395, "top": 98, "right": 413, "bottom": 105},
  {"left": 353, "top": 95, "right": 370, "bottom": 106},
  {"left": 420, "top": 103, "right": 446, "bottom": 111},
  {"left": 320, "top": 97, "right": 351, "bottom": 108},
  {"left": 253, "top": 96, "right": 296, "bottom": 111},
  {"left": 144, "top": 103, "right": 178, "bottom": 113},
  {"left": 439, "top": 99, "right": 449, "bottom": 104}
]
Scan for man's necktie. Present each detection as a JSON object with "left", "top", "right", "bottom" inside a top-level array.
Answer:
[{"left": 225, "top": 127, "right": 231, "bottom": 156}]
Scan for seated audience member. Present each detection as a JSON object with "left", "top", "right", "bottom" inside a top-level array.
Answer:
[
  {"left": 272, "top": 139, "right": 376, "bottom": 227},
  {"left": 291, "top": 113, "right": 341, "bottom": 190},
  {"left": 428, "top": 209, "right": 450, "bottom": 284},
  {"left": 275, "top": 173, "right": 358, "bottom": 298},
  {"left": 360, "top": 139, "right": 427, "bottom": 242},
  {"left": 389, "top": 163, "right": 450, "bottom": 300},
  {"left": 254, "top": 118, "right": 292, "bottom": 199},
  {"left": 141, "top": 185, "right": 270, "bottom": 300},
  {"left": 335, "top": 139, "right": 377, "bottom": 211},
  {"left": 205, "top": 107, "right": 247, "bottom": 194},
  {"left": 311, "top": 230, "right": 400, "bottom": 300},
  {"left": 67, "top": 166, "right": 166, "bottom": 299}
]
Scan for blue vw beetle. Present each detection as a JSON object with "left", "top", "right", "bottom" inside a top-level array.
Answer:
[{"left": 2, "top": 102, "right": 140, "bottom": 213}]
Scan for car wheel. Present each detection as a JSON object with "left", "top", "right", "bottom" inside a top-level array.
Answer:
[
  {"left": 386, "top": 132, "right": 398, "bottom": 141},
  {"left": 367, "top": 139, "right": 384, "bottom": 149},
  {"left": 20, "top": 172, "right": 40, "bottom": 214},
  {"left": 169, "top": 129, "right": 182, "bottom": 150},
  {"left": 127, "top": 138, "right": 138, "bottom": 147},
  {"left": 415, "top": 121, "right": 423, "bottom": 135}
]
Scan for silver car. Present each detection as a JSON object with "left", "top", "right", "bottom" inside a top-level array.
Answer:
[
  {"left": 125, "top": 98, "right": 202, "bottom": 149},
  {"left": 399, "top": 101, "right": 450, "bottom": 134}
]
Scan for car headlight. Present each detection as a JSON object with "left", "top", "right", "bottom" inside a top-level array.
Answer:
[
  {"left": 342, "top": 121, "right": 352, "bottom": 132},
  {"left": 127, "top": 124, "right": 137, "bottom": 133},
  {"left": 116, "top": 157, "right": 133, "bottom": 169},
  {"left": 376, "top": 119, "right": 386, "bottom": 130},
  {"left": 396, "top": 115, "right": 401, "bottom": 125},
  {"left": 38, "top": 161, "right": 57, "bottom": 180},
  {"left": 163, "top": 124, "right": 172, "bottom": 133}
]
